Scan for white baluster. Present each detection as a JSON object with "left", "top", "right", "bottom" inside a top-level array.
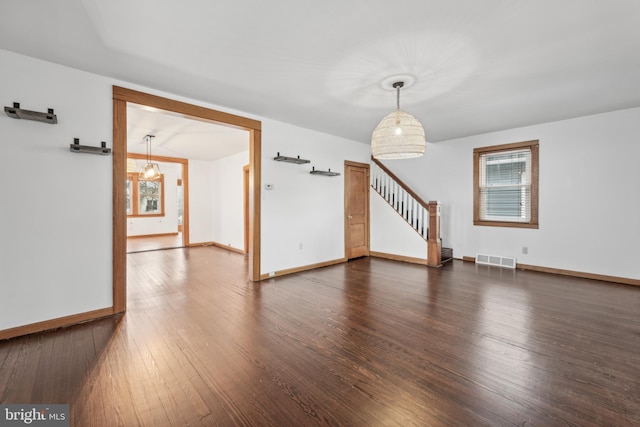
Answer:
[
  {"left": 423, "top": 207, "right": 428, "bottom": 239},
  {"left": 409, "top": 198, "right": 413, "bottom": 227},
  {"left": 385, "top": 175, "right": 390, "bottom": 201},
  {"left": 394, "top": 182, "right": 398, "bottom": 210},
  {"left": 391, "top": 180, "right": 395, "bottom": 208},
  {"left": 403, "top": 191, "right": 407, "bottom": 220}
]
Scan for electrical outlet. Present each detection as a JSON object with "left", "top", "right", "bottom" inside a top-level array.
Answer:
[
  {"left": 299, "top": 242, "right": 303, "bottom": 250},
  {"left": 522, "top": 246, "right": 528, "bottom": 254}
]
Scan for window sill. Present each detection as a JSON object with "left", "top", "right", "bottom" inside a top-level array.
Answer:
[{"left": 474, "top": 220, "right": 539, "bottom": 229}]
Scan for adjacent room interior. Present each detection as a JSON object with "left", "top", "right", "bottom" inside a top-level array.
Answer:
[{"left": 124, "top": 103, "right": 250, "bottom": 255}]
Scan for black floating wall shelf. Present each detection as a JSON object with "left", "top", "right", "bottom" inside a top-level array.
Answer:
[
  {"left": 4, "top": 102, "right": 57, "bottom": 124},
  {"left": 70, "top": 138, "right": 112, "bottom": 156},
  {"left": 310, "top": 166, "right": 340, "bottom": 177},
  {"left": 273, "top": 152, "right": 310, "bottom": 164}
]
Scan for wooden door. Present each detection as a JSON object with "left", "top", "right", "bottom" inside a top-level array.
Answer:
[{"left": 345, "top": 161, "right": 370, "bottom": 259}]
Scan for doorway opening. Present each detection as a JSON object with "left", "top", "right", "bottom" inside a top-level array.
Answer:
[
  {"left": 125, "top": 153, "right": 188, "bottom": 253},
  {"left": 113, "top": 86, "right": 262, "bottom": 314}
]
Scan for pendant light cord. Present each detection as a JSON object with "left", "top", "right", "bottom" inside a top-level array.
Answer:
[
  {"left": 393, "top": 81, "right": 404, "bottom": 111},
  {"left": 145, "top": 135, "right": 155, "bottom": 163}
]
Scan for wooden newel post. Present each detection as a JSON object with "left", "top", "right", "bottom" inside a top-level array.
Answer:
[{"left": 427, "top": 201, "right": 442, "bottom": 267}]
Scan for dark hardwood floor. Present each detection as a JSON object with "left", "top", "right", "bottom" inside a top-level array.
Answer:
[{"left": 1, "top": 247, "right": 639, "bottom": 426}]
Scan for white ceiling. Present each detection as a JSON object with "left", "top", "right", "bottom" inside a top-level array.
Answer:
[
  {"left": 126, "top": 104, "right": 249, "bottom": 161},
  {"left": 1, "top": 0, "right": 639, "bottom": 146}
]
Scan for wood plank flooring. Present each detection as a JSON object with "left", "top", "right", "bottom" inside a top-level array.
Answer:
[{"left": 1, "top": 247, "right": 639, "bottom": 426}]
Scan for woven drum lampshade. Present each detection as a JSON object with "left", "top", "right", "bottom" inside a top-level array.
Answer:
[
  {"left": 371, "top": 81, "right": 425, "bottom": 160},
  {"left": 371, "top": 110, "right": 425, "bottom": 159}
]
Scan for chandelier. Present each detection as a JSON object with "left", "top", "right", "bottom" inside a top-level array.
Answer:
[{"left": 139, "top": 134, "right": 161, "bottom": 180}]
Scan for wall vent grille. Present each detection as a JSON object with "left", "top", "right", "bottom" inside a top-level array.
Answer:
[{"left": 475, "top": 254, "right": 517, "bottom": 269}]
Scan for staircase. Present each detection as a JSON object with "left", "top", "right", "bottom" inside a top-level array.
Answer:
[{"left": 371, "top": 158, "right": 453, "bottom": 265}]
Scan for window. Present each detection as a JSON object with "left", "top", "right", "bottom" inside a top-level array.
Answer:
[
  {"left": 474, "top": 140, "right": 538, "bottom": 228},
  {"left": 126, "top": 173, "right": 165, "bottom": 217}
]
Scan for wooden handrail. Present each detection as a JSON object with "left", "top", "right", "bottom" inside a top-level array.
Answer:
[{"left": 371, "top": 157, "right": 430, "bottom": 209}]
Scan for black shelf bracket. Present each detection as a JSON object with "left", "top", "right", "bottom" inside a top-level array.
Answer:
[
  {"left": 273, "top": 152, "right": 310, "bottom": 164},
  {"left": 70, "top": 138, "right": 112, "bottom": 156},
  {"left": 4, "top": 102, "right": 57, "bottom": 124},
  {"left": 310, "top": 166, "right": 340, "bottom": 177}
]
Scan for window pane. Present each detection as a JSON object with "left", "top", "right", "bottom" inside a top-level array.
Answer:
[
  {"left": 482, "top": 186, "right": 530, "bottom": 220},
  {"left": 177, "top": 185, "right": 183, "bottom": 226},
  {"left": 125, "top": 179, "right": 133, "bottom": 215},
  {"left": 486, "top": 158, "right": 526, "bottom": 185},
  {"left": 138, "top": 180, "right": 162, "bottom": 215},
  {"left": 479, "top": 148, "right": 531, "bottom": 222}
]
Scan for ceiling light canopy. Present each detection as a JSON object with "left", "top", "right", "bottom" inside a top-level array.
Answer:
[
  {"left": 139, "top": 134, "right": 161, "bottom": 180},
  {"left": 371, "top": 81, "right": 425, "bottom": 160}
]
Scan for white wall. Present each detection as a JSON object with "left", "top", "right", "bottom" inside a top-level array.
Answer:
[
  {"left": 370, "top": 188, "right": 428, "bottom": 259},
  {"left": 188, "top": 159, "right": 215, "bottom": 244},
  {"left": 381, "top": 108, "right": 640, "bottom": 280},
  {"left": 189, "top": 152, "right": 249, "bottom": 249},
  {"left": 260, "top": 120, "right": 370, "bottom": 274},
  {"left": 0, "top": 50, "right": 113, "bottom": 329},
  {"left": 127, "top": 161, "right": 180, "bottom": 236},
  {"left": 211, "top": 150, "right": 249, "bottom": 251}
]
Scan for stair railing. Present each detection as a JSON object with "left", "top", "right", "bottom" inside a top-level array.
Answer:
[{"left": 371, "top": 157, "right": 442, "bottom": 267}]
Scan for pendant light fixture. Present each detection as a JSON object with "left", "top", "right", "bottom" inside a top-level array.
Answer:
[
  {"left": 139, "top": 134, "right": 161, "bottom": 180},
  {"left": 371, "top": 81, "right": 425, "bottom": 159}
]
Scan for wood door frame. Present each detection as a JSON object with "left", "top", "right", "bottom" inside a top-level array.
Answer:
[
  {"left": 243, "top": 164, "right": 250, "bottom": 254},
  {"left": 344, "top": 160, "right": 370, "bottom": 259},
  {"left": 113, "top": 86, "right": 262, "bottom": 314}
]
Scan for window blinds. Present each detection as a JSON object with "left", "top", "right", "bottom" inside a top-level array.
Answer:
[{"left": 478, "top": 148, "right": 531, "bottom": 222}]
